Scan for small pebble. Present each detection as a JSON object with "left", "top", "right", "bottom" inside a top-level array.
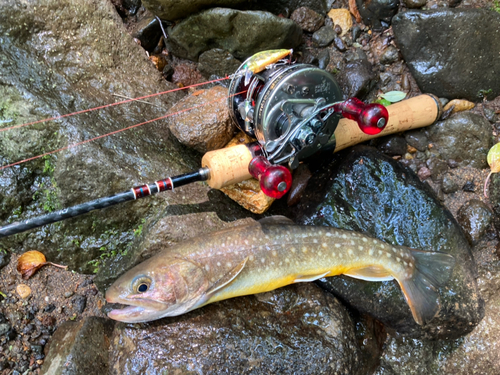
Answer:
[
  {"left": 71, "top": 295, "right": 87, "bottom": 314},
  {"left": 418, "top": 166, "right": 431, "bottom": 180},
  {"left": 334, "top": 24, "right": 342, "bottom": 35},
  {"left": 462, "top": 180, "right": 476, "bottom": 192},
  {"left": 333, "top": 36, "right": 347, "bottom": 52},
  {"left": 64, "top": 291, "right": 74, "bottom": 298},
  {"left": 441, "top": 173, "right": 459, "bottom": 194},
  {"left": 16, "top": 284, "right": 31, "bottom": 299},
  {"left": 44, "top": 304, "right": 56, "bottom": 313}
]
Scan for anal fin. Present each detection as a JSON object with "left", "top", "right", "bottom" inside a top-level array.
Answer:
[
  {"left": 294, "top": 271, "right": 330, "bottom": 283},
  {"left": 344, "top": 266, "right": 394, "bottom": 282}
]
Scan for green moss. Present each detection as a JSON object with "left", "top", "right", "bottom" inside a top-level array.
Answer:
[{"left": 493, "top": 0, "right": 500, "bottom": 13}]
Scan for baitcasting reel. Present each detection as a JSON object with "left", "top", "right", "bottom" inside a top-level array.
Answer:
[{"left": 227, "top": 57, "right": 389, "bottom": 198}]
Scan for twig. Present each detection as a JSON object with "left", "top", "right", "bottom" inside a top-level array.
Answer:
[{"left": 112, "top": 94, "right": 162, "bottom": 107}]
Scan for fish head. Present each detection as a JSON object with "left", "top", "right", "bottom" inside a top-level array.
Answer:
[{"left": 105, "top": 255, "right": 209, "bottom": 323}]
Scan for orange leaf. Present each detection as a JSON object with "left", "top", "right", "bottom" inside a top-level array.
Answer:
[
  {"left": 17, "top": 250, "right": 47, "bottom": 280},
  {"left": 349, "top": 0, "right": 362, "bottom": 23}
]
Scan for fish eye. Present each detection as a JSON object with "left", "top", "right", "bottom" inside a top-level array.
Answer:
[{"left": 132, "top": 276, "right": 152, "bottom": 294}]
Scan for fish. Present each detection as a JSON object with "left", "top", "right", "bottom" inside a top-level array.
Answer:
[
  {"left": 105, "top": 216, "right": 455, "bottom": 325},
  {"left": 239, "top": 49, "right": 293, "bottom": 85}
]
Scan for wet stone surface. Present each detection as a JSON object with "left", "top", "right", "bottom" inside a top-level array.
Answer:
[
  {"left": 393, "top": 9, "right": 500, "bottom": 101},
  {"left": 109, "top": 284, "right": 362, "bottom": 375},
  {"left": 289, "top": 146, "right": 484, "bottom": 339},
  {"left": 456, "top": 199, "right": 493, "bottom": 246}
]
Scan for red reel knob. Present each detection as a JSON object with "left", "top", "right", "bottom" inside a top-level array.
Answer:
[
  {"left": 335, "top": 98, "right": 389, "bottom": 135},
  {"left": 248, "top": 156, "right": 292, "bottom": 199}
]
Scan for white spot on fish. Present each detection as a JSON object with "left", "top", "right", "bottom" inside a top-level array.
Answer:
[
  {"left": 318, "top": 251, "right": 322, "bottom": 256},
  {"left": 332, "top": 252, "right": 336, "bottom": 257},
  {"left": 222, "top": 243, "right": 225, "bottom": 247},
  {"left": 368, "top": 249, "right": 374, "bottom": 256},
  {"left": 378, "top": 250, "right": 383, "bottom": 255},
  {"left": 348, "top": 249, "right": 353, "bottom": 255},
  {"left": 205, "top": 265, "right": 210, "bottom": 271},
  {"left": 396, "top": 257, "right": 401, "bottom": 262},
  {"left": 244, "top": 240, "right": 249, "bottom": 245},
  {"left": 291, "top": 247, "right": 296, "bottom": 253},
  {"left": 279, "top": 261, "right": 283, "bottom": 266},
  {"left": 392, "top": 247, "right": 397, "bottom": 253},
  {"left": 261, "top": 258, "right": 266, "bottom": 264},
  {"left": 358, "top": 246, "right": 364, "bottom": 251},
  {"left": 272, "top": 251, "right": 277, "bottom": 257},
  {"left": 372, "top": 239, "right": 378, "bottom": 244},
  {"left": 339, "top": 253, "right": 343, "bottom": 258},
  {"left": 403, "top": 261, "right": 408, "bottom": 266},
  {"left": 265, "top": 235, "right": 270, "bottom": 240},
  {"left": 350, "top": 240, "right": 355, "bottom": 245},
  {"left": 335, "top": 243, "right": 341, "bottom": 248},
  {"left": 271, "top": 261, "right": 275, "bottom": 266},
  {"left": 387, "top": 253, "right": 391, "bottom": 258},
  {"left": 285, "top": 258, "right": 290, "bottom": 263},
  {"left": 302, "top": 247, "right": 308, "bottom": 253},
  {"left": 313, "top": 239, "right": 318, "bottom": 244},
  {"left": 342, "top": 234, "right": 347, "bottom": 239},
  {"left": 227, "top": 262, "right": 232, "bottom": 268},
  {"left": 322, "top": 243, "right": 327, "bottom": 249},
  {"left": 362, "top": 237, "right": 368, "bottom": 242},
  {"left": 326, "top": 232, "right": 332, "bottom": 237},
  {"left": 249, "top": 255, "right": 255, "bottom": 261},
  {"left": 217, "top": 262, "right": 221, "bottom": 266}
]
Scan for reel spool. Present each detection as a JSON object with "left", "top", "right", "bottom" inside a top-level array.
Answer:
[{"left": 228, "top": 61, "right": 343, "bottom": 169}]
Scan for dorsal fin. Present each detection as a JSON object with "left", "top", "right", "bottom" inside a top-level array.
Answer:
[
  {"left": 206, "top": 257, "right": 248, "bottom": 296},
  {"left": 258, "top": 216, "right": 295, "bottom": 226}
]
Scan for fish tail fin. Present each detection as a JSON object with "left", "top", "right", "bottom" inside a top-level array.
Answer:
[{"left": 398, "top": 249, "right": 455, "bottom": 325}]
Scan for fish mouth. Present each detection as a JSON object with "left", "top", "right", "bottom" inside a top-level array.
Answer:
[{"left": 105, "top": 295, "right": 167, "bottom": 323}]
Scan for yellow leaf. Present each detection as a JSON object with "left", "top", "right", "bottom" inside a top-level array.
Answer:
[
  {"left": 443, "top": 99, "right": 475, "bottom": 114},
  {"left": 487, "top": 142, "right": 500, "bottom": 173},
  {"left": 17, "top": 250, "right": 47, "bottom": 280}
]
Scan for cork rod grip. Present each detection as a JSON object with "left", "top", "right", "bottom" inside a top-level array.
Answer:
[
  {"left": 202, "top": 94, "right": 441, "bottom": 190},
  {"left": 202, "top": 144, "right": 254, "bottom": 189},
  {"left": 334, "top": 94, "right": 441, "bottom": 152}
]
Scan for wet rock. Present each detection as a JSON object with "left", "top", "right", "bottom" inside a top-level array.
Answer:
[
  {"left": 165, "top": 8, "right": 302, "bottom": 61},
  {"left": 198, "top": 49, "right": 242, "bottom": 78},
  {"left": 327, "top": 8, "right": 352, "bottom": 37},
  {"left": 426, "top": 157, "right": 449, "bottom": 181},
  {"left": 312, "top": 25, "right": 337, "bottom": 47},
  {"left": 356, "top": 0, "right": 399, "bottom": 30},
  {"left": 142, "top": 0, "right": 248, "bottom": 20},
  {"left": 393, "top": 9, "right": 500, "bottom": 101},
  {"left": 290, "top": 7, "right": 324, "bottom": 33},
  {"left": 404, "top": 130, "right": 429, "bottom": 152},
  {"left": 427, "top": 113, "right": 492, "bottom": 169},
  {"left": 403, "top": 0, "right": 427, "bottom": 7},
  {"left": 40, "top": 317, "right": 114, "bottom": 375},
  {"left": 317, "top": 49, "right": 330, "bottom": 70},
  {"left": 417, "top": 165, "right": 431, "bottom": 180},
  {"left": 71, "top": 295, "right": 87, "bottom": 314},
  {"left": 111, "top": 0, "right": 142, "bottom": 17},
  {"left": 171, "top": 62, "right": 204, "bottom": 87},
  {"left": 292, "top": 146, "right": 484, "bottom": 339},
  {"left": 166, "top": 86, "right": 235, "bottom": 153},
  {"left": 441, "top": 173, "right": 459, "bottom": 194},
  {"left": 0, "top": 324, "right": 11, "bottom": 337},
  {"left": 130, "top": 14, "right": 162, "bottom": 51},
  {"left": 287, "top": 163, "right": 313, "bottom": 206},
  {"left": 0, "top": 0, "right": 208, "bottom": 273},
  {"left": 109, "top": 284, "right": 363, "bottom": 374},
  {"left": 333, "top": 36, "right": 347, "bottom": 52},
  {"left": 372, "top": 135, "right": 407, "bottom": 156},
  {"left": 456, "top": 199, "right": 493, "bottom": 246},
  {"left": 379, "top": 45, "right": 399, "bottom": 65},
  {"left": 337, "top": 53, "right": 377, "bottom": 99}
]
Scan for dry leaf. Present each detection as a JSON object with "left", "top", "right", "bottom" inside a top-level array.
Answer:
[
  {"left": 349, "top": 0, "right": 362, "bottom": 23},
  {"left": 17, "top": 250, "right": 67, "bottom": 280},
  {"left": 443, "top": 99, "right": 474, "bottom": 114}
]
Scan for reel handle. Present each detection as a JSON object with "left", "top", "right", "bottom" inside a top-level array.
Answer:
[
  {"left": 248, "top": 156, "right": 292, "bottom": 199},
  {"left": 335, "top": 98, "right": 389, "bottom": 135}
]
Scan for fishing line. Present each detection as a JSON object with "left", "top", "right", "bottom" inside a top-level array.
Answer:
[
  {"left": 0, "top": 76, "right": 230, "bottom": 133},
  {"left": 0, "top": 90, "right": 247, "bottom": 171}
]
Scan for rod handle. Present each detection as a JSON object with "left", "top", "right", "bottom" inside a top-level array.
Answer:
[
  {"left": 202, "top": 144, "right": 254, "bottom": 189},
  {"left": 334, "top": 94, "right": 441, "bottom": 152}
]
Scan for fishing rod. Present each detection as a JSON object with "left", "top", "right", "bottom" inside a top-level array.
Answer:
[{"left": 0, "top": 50, "right": 442, "bottom": 238}]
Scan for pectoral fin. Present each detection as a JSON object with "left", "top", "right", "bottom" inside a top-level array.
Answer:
[
  {"left": 344, "top": 266, "right": 394, "bottom": 282},
  {"left": 294, "top": 271, "right": 330, "bottom": 283},
  {"left": 206, "top": 257, "right": 248, "bottom": 296},
  {"left": 258, "top": 216, "right": 295, "bottom": 225}
]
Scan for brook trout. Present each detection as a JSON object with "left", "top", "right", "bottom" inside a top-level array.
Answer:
[{"left": 106, "top": 217, "right": 455, "bottom": 325}]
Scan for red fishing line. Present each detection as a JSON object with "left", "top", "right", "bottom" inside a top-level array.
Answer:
[
  {"left": 0, "top": 90, "right": 246, "bottom": 171},
  {"left": 0, "top": 77, "right": 230, "bottom": 133}
]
